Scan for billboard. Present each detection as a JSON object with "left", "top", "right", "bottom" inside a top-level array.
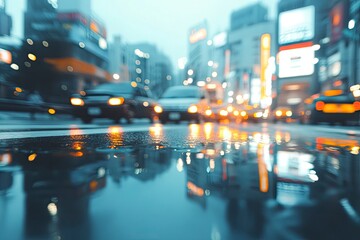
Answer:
[
  {"left": 260, "top": 34, "right": 271, "bottom": 100},
  {"left": 213, "top": 32, "right": 227, "bottom": 48},
  {"left": 278, "top": 6, "right": 315, "bottom": 45},
  {"left": 278, "top": 42, "right": 315, "bottom": 78},
  {"left": 189, "top": 28, "right": 207, "bottom": 44}
]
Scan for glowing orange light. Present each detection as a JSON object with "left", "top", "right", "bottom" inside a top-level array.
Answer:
[
  {"left": 333, "top": 13, "right": 341, "bottom": 26},
  {"left": 28, "top": 153, "right": 37, "bottom": 162},
  {"left": 316, "top": 101, "right": 325, "bottom": 111},
  {"left": 189, "top": 28, "right": 207, "bottom": 44},
  {"left": 48, "top": 108, "right": 56, "bottom": 115},
  {"left": 187, "top": 181, "right": 204, "bottom": 197},
  {"left": 89, "top": 180, "right": 99, "bottom": 192},
  {"left": 354, "top": 101, "right": 360, "bottom": 111}
]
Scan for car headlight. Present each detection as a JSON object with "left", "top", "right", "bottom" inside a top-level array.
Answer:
[
  {"left": 108, "top": 97, "right": 124, "bottom": 106},
  {"left": 205, "top": 109, "right": 212, "bottom": 116},
  {"left": 286, "top": 111, "right": 292, "bottom": 117},
  {"left": 254, "top": 112, "right": 263, "bottom": 118},
  {"left": 276, "top": 110, "right": 283, "bottom": 117},
  {"left": 70, "top": 98, "right": 84, "bottom": 106},
  {"left": 219, "top": 110, "right": 228, "bottom": 116},
  {"left": 241, "top": 111, "right": 247, "bottom": 117},
  {"left": 188, "top": 105, "right": 198, "bottom": 113},
  {"left": 154, "top": 105, "right": 163, "bottom": 113}
]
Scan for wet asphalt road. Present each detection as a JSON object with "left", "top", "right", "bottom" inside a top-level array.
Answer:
[{"left": 1, "top": 121, "right": 360, "bottom": 240}]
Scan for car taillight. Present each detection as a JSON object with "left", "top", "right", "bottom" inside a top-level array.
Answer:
[
  {"left": 354, "top": 101, "right": 360, "bottom": 111},
  {"left": 108, "top": 97, "right": 124, "bottom": 106},
  {"left": 70, "top": 98, "right": 84, "bottom": 106},
  {"left": 315, "top": 101, "right": 325, "bottom": 111}
]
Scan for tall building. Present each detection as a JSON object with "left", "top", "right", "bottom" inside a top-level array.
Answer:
[
  {"left": 187, "top": 21, "right": 210, "bottom": 86},
  {"left": 348, "top": 0, "right": 360, "bottom": 89},
  {"left": 108, "top": 36, "right": 130, "bottom": 82},
  {"left": 126, "top": 43, "right": 173, "bottom": 97},
  {"left": 228, "top": 4, "right": 276, "bottom": 107},
  {"left": 0, "top": 0, "right": 11, "bottom": 36},
  {"left": 230, "top": 3, "right": 268, "bottom": 31},
  {"left": 23, "top": 0, "right": 110, "bottom": 103}
]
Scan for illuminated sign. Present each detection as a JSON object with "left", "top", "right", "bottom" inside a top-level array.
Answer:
[
  {"left": 48, "top": 0, "right": 58, "bottom": 9},
  {"left": 224, "top": 49, "right": 231, "bottom": 77},
  {"left": 0, "top": 48, "right": 12, "bottom": 64},
  {"left": 278, "top": 42, "right": 315, "bottom": 78},
  {"left": 260, "top": 34, "right": 271, "bottom": 100},
  {"left": 189, "top": 28, "right": 207, "bottom": 44},
  {"left": 277, "top": 151, "right": 316, "bottom": 182},
  {"left": 330, "top": 2, "right": 344, "bottom": 43},
  {"left": 250, "top": 78, "right": 261, "bottom": 104},
  {"left": 213, "top": 32, "right": 227, "bottom": 48},
  {"left": 278, "top": 6, "right": 315, "bottom": 45},
  {"left": 328, "top": 52, "right": 341, "bottom": 77}
]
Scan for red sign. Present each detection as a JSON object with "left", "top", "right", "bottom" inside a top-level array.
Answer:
[{"left": 330, "top": 2, "right": 345, "bottom": 43}]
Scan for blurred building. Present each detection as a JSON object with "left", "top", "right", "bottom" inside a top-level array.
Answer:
[
  {"left": 348, "top": 0, "right": 360, "bottom": 90},
  {"left": 0, "top": 0, "right": 23, "bottom": 99},
  {"left": 0, "top": 37, "right": 24, "bottom": 99},
  {"left": 0, "top": 0, "right": 11, "bottom": 36},
  {"left": 108, "top": 36, "right": 130, "bottom": 82},
  {"left": 230, "top": 3, "right": 268, "bottom": 31},
  {"left": 23, "top": 0, "right": 110, "bottom": 103},
  {"left": 276, "top": 0, "right": 330, "bottom": 111},
  {"left": 209, "top": 31, "right": 228, "bottom": 83},
  {"left": 228, "top": 4, "right": 276, "bottom": 107},
  {"left": 187, "top": 21, "right": 211, "bottom": 86},
  {"left": 126, "top": 43, "right": 173, "bottom": 98}
]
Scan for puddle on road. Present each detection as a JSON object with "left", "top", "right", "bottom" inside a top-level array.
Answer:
[{"left": 1, "top": 123, "right": 360, "bottom": 239}]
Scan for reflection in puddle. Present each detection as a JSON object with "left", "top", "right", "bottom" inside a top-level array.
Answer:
[{"left": 0, "top": 126, "right": 360, "bottom": 239}]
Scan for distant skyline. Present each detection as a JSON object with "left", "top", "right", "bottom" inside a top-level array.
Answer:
[{"left": 7, "top": 0, "right": 278, "bottom": 66}]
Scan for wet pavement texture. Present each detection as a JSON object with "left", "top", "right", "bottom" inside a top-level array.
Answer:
[{"left": 1, "top": 123, "right": 360, "bottom": 240}]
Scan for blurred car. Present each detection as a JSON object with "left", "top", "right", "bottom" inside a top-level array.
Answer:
[
  {"left": 155, "top": 86, "right": 209, "bottom": 124},
  {"left": 70, "top": 82, "right": 157, "bottom": 124},
  {"left": 207, "top": 104, "right": 241, "bottom": 123},
  {"left": 241, "top": 106, "right": 265, "bottom": 123},
  {"left": 299, "top": 93, "right": 360, "bottom": 125},
  {"left": 272, "top": 106, "right": 293, "bottom": 123}
]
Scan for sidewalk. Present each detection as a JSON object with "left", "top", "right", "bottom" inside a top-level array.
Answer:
[{"left": 0, "top": 111, "right": 74, "bottom": 121}]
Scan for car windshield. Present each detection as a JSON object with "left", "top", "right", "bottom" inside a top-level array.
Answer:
[
  {"left": 319, "top": 95, "right": 355, "bottom": 103},
  {"left": 162, "top": 87, "right": 200, "bottom": 99},
  {"left": 91, "top": 83, "right": 134, "bottom": 94}
]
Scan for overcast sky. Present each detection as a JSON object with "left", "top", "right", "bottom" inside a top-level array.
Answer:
[{"left": 7, "top": 0, "right": 277, "bottom": 65}]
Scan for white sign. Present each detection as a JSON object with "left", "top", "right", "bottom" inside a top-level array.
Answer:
[
  {"left": 327, "top": 52, "right": 341, "bottom": 77},
  {"left": 279, "top": 46, "right": 315, "bottom": 78},
  {"left": 279, "top": 6, "right": 315, "bottom": 45},
  {"left": 213, "top": 32, "right": 227, "bottom": 48},
  {"left": 250, "top": 78, "right": 261, "bottom": 104}
]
